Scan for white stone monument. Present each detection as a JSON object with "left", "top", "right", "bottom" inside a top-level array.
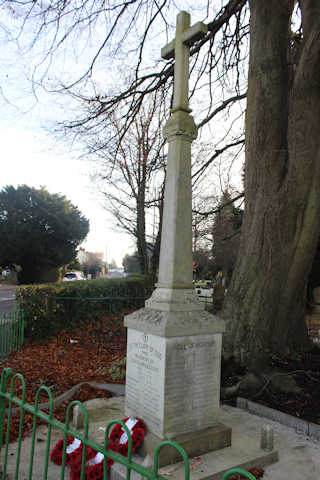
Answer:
[{"left": 124, "top": 11, "right": 231, "bottom": 466}]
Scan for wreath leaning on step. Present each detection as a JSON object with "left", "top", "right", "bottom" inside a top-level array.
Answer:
[
  {"left": 50, "top": 417, "right": 146, "bottom": 480},
  {"left": 108, "top": 416, "right": 146, "bottom": 455}
]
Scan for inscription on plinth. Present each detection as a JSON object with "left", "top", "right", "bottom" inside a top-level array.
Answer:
[
  {"left": 125, "top": 329, "right": 222, "bottom": 438},
  {"left": 164, "top": 334, "right": 221, "bottom": 437},
  {"left": 125, "top": 330, "right": 165, "bottom": 435}
]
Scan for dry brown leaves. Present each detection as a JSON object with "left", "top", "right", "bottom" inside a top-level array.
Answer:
[{"left": 1, "top": 316, "right": 127, "bottom": 442}]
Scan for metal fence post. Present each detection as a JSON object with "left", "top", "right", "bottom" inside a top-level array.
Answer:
[
  {"left": 222, "top": 468, "right": 256, "bottom": 480},
  {"left": 0, "top": 310, "right": 24, "bottom": 359},
  {"left": 20, "top": 310, "right": 25, "bottom": 347},
  {"left": 0, "top": 368, "right": 12, "bottom": 458},
  {"left": 153, "top": 440, "right": 189, "bottom": 480}
]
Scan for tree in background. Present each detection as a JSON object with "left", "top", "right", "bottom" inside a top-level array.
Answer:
[
  {"left": 108, "top": 259, "right": 118, "bottom": 270},
  {"left": 91, "top": 95, "right": 166, "bottom": 277},
  {"left": 192, "top": 196, "right": 218, "bottom": 281},
  {"left": 2, "top": 1, "right": 245, "bottom": 278},
  {"left": 0, "top": 185, "right": 89, "bottom": 284},
  {"left": 212, "top": 191, "right": 242, "bottom": 285},
  {"left": 192, "top": 248, "right": 217, "bottom": 280},
  {"left": 122, "top": 253, "right": 141, "bottom": 275},
  {"left": 66, "top": 257, "right": 82, "bottom": 272},
  {"left": 80, "top": 251, "right": 104, "bottom": 279}
]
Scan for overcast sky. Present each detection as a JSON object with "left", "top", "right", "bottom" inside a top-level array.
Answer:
[
  {"left": 0, "top": 2, "right": 245, "bottom": 267},
  {"left": 0, "top": 6, "right": 136, "bottom": 267},
  {"left": 0, "top": 119, "right": 134, "bottom": 266}
]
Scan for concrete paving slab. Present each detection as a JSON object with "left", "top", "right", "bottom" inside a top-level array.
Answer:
[
  {"left": 1, "top": 424, "right": 69, "bottom": 480},
  {"left": 221, "top": 405, "right": 320, "bottom": 480},
  {"left": 1, "top": 401, "right": 319, "bottom": 479},
  {"left": 110, "top": 431, "right": 277, "bottom": 480},
  {"left": 237, "top": 397, "right": 320, "bottom": 440}
]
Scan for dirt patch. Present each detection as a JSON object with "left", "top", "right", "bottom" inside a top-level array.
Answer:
[
  {"left": 1, "top": 316, "right": 127, "bottom": 442},
  {"left": 221, "top": 349, "right": 320, "bottom": 425},
  {"left": 2, "top": 318, "right": 320, "bottom": 449}
]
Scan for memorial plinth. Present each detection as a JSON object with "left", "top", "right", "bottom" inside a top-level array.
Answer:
[
  {"left": 124, "top": 11, "right": 231, "bottom": 466},
  {"left": 125, "top": 300, "right": 231, "bottom": 465}
]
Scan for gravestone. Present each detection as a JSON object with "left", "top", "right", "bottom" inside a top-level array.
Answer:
[{"left": 124, "top": 11, "right": 231, "bottom": 466}]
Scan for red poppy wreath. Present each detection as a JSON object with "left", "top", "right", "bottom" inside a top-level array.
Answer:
[{"left": 51, "top": 417, "right": 146, "bottom": 480}]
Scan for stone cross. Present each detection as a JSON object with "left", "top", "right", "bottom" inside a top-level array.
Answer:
[
  {"left": 146, "top": 11, "right": 207, "bottom": 303},
  {"left": 161, "top": 11, "right": 208, "bottom": 113},
  {"left": 124, "top": 12, "right": 230, "bottom": 465}
]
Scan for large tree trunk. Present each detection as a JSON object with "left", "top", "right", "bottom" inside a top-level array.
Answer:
[{"left": 222, "top": 0, "right": 320, "bottom": 364}]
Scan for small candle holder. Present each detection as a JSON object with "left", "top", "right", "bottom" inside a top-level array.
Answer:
[{"left": 260, "top": 424, "right": 274, "bottom": 451}]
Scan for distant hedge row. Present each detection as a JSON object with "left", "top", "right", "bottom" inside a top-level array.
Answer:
[{"left": 16, "top": 275, "right": 153, "bottom": 340}]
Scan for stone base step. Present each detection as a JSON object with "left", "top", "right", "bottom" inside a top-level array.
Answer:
[{"left": 110, "top": 433, "right": 278, "bottom": 480}]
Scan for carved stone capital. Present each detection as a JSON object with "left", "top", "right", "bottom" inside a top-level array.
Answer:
[
  {"left": 163, "top": 110, "right": 198, "bottom": 141},
  {"left": 124, "top": 307, "right": 226, "bottom": 337},
  {"left": 145, "top": 287, "right": 204, "bottom": 312}
]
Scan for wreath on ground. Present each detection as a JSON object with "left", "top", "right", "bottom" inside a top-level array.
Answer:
[{"left": 51, "top": 417, "right": 146, "bottom": 480}]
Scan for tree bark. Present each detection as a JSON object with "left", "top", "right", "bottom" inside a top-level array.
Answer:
[
  {"left": 150, "top": 193, "right": 164, "bottom": 282},
  {"left": 222, "top": 0, "right": 320, "bottom": 364},
  {"left": 136, "top": 174, "right": 149, "bottom": 275}
]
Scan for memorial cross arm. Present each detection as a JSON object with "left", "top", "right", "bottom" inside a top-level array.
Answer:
[
  {"left": 161, "top": 11, "right": 208, "bottom": 112},
  {"left": 161, "top": 21, "right": 208, "bottom": 60}
]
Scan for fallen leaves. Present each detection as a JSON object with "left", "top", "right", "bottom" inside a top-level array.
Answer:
[
  {"left": 1, "top": 316, "right": 127, "bottom": 443},
  {"left": 227, "top": 469, "right": 264, "bottom": 479}
]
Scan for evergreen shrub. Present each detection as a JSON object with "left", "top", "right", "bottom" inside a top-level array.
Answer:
[{"left": 16, "top": 275, "right": 153, "bottom": 340}]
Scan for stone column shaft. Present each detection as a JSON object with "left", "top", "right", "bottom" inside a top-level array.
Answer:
[
  {"left": 157, "top": 124, "right": 194, "bottom": 289},
  {"left": 146, "top": 110, "right": 202, "bottom": 312}
]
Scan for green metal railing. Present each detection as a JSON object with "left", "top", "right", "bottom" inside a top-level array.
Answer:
[
  {"left": 0, "top": 368, "right": 257, "bottom": 480},
  {"left": 222, "top": 468, "right": 256, "bottom": 479},
  {"left": 0, "top": 368, "right": 189, "bottom": 480},
  {"left": 0, "top": 311, "right": 24, "bottom": 359}
]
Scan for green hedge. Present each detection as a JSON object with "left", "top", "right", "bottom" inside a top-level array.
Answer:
[{"left": 16, "top": 275, "right": 153, "bottom": 340}]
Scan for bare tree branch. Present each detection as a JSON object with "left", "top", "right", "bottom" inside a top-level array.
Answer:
[
  {"left": 197, "top": 92, "right": 247, "bottom": 129},
  {"left": 193, "top": 192, "right": 244, "bottom": 217},
  {"left": 192, "top": 139, "right": 245, "bottom": 181}
]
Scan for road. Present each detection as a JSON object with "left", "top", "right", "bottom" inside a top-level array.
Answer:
[{"left": 0, "top": 285, "right": 16, "bottom": 315}]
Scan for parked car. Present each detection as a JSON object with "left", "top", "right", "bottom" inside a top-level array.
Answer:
[
  {"left": 62, "top": 271, "right": 85, "bottom": 281},
  {"left": 1, "top": 268, "right": 10, "bottom": 279},
  {"left": 194, "top": 280, "right": 214, "bottom": 303},
  {"left": 106, "top": 268, "right": 126, "bottom": 279},
  {"left": 194, "top": 279, "right": 213, "bottom": 288}
]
